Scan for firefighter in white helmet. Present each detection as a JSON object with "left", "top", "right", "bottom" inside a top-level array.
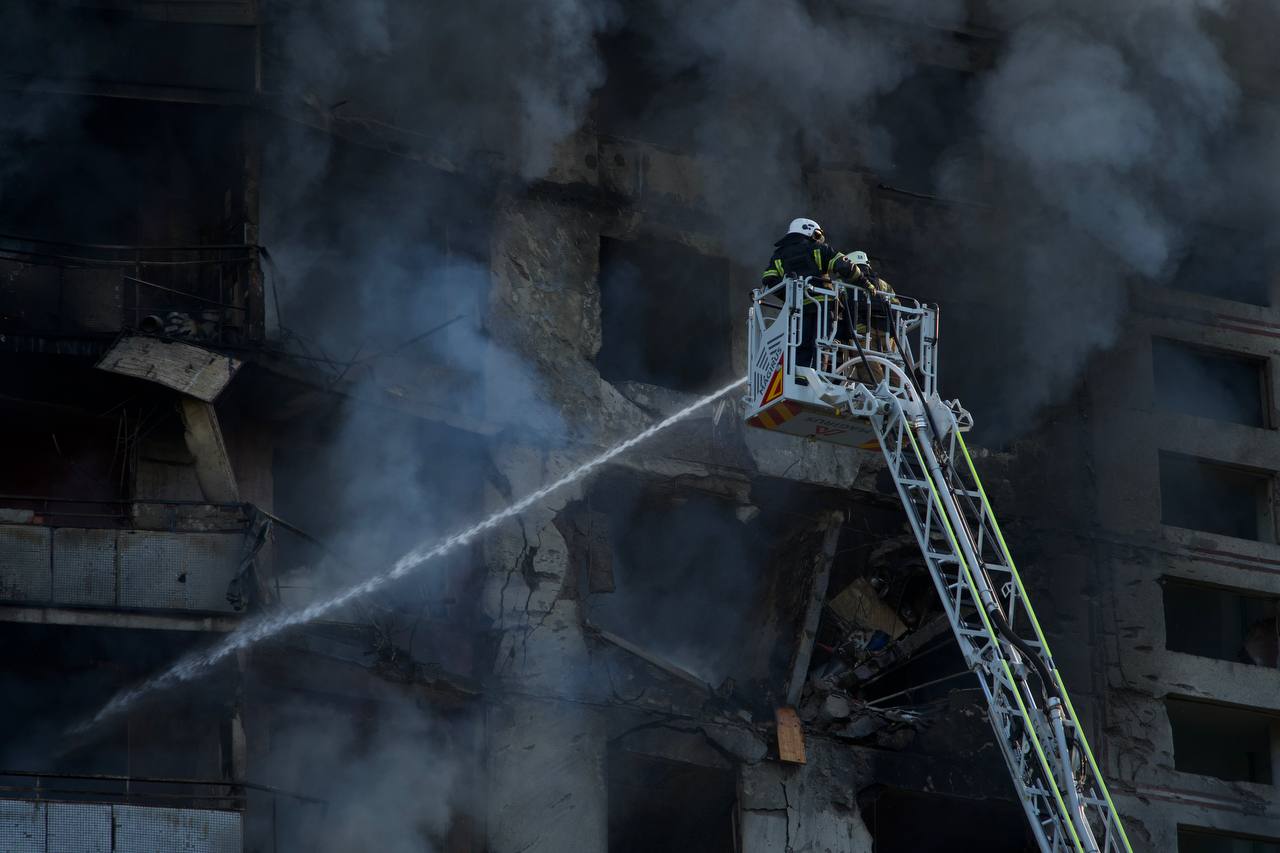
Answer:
[
  {"left": 845, "top": 249, "right": 899, "bottom": 383},
  {"left": 760, "top": 218, "right": 861, "bottom": 369}
]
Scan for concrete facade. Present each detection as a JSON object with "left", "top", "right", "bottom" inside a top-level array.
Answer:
[
  {"left": 0, "top": 3, "right": 1277, "bottom": 853},
  {"left": 1087, "top": 285, "right": 1280, "bottom": 850}
]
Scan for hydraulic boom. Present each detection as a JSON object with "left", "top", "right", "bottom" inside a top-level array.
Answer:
[{"left": 745, "top": 276, "right": 1131, "bottom": 853}]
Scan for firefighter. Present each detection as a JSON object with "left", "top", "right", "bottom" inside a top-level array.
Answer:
[
  {"left": 845, "top": 250, "right": 899, "bottom": 384},
  {"left": 760, "top": 218, "right": 860, "bottom": 370}
]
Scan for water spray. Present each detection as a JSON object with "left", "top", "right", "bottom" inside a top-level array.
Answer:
[{"left": 78, "top": 375, "right": 749, "bottom": 732}]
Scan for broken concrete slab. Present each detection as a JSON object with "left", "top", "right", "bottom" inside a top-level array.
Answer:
[
  {"left": 96, "top": 335, "right": 241, "bottom": 401},
  {"left": 701, "top": 723, "right": 768, "bottom": 765},
  {"left": 178, "top": 398, "right": 240, "bottom": 504}
]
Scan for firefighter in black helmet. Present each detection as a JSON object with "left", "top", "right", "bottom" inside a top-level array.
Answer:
[{"left": 760, "top": 218, "right": 860, "bottom": 370}]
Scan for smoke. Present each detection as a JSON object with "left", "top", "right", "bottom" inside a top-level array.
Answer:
[
  {"left": 248, "top": 7, "right": 619, "bottom": 841},
  {"left": 257, "top": 0, "right": 587, "bottom": 615},
  {"left": 85, "top": 378, "right": 748, "bottom": 728},
  {"left": 6, "top": 4, "right": 1278, "bottom": 847},
  {"left": 599, "top": 0, "right": 1274, "bottom": 439},
  {"left": 585, "top": 0, "right": 1261, "bottom": 439},
  {"left": 973, "top": 4, "right": 1236, "bottom": 277},
  {"left": 585, "top": 480, "right": 768, "bottom": 685},
  {"left": 261, "top": 0, "right": 1259, "bottom": 440},
  {"left": 263, "top": 0, "right": 619, "bottom": 178},
  {"left": 929, "top": 0, "right": 1256, "bottom": 437},
  {"left": 0, "top": 5, "right": 89, "bottom": 192},
  {"left": 608, "top": 0, "right": 967, "bottom": 257},
  {"left": 260, "top": 696, "right": 471, "bottom": 853}
]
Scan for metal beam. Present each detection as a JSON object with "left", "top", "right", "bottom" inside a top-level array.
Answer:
[
  {"left": 785, "top": 511, "right": 843, "bottom": 706},
  {"left": 584, "top": 621, "right": 717, "bottom": 696},
  {"left": 0, "top": 604, "right": 239, "bottom": 632}
]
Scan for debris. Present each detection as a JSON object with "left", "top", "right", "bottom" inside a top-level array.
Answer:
[
  {"left": 837, "top": 716, "right": 882, "bottom": 740},
  {"left": 702, "top": 724, "right": 768, "bottom": 764},
  {"left": 847, "top": 614, "right": 954, "bottom": 685},
  {"left": 226, "top": 510, "right": 273, "bottom": 611},
  {"left": 820, "top": 694, "right": 852, "bottom": 724},
  {"left": 178, "top": 398, "right": 240, "bottom": 503},
  {"left": 828, "top": 577, "right": 907, "bottom": 640},
  {"left": 95, "top": 335, "right": 241, "bottom": 402}
]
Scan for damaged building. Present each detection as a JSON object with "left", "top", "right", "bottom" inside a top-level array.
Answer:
[{"left": 1, "top": 1, "right": 1280, "bottom": 851}]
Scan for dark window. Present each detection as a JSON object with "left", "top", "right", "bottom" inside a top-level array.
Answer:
[
  {"left": 608, "top": 749, "right": 735, "bottom": 853},
  {"left": 861, "top": 788, "right": 1036, "bottom": 852},
  {"left": 1, "top": 4, "right": 257, "bottom": 94},
  {"left": 594, "top": 25, "right": 704, "bottom": 151},
  {"left": 1163, "top": 579, "right": 1279, "bottom": 666},
  {"left": 584, "top": 476, "right": 768, "bottom": 687},
  {"left": 1153, "top": 339, "right": 1267, "bottom": 427},
  {"left": 1167, "top": 697, "right": 1275, "bottom": 784},
  {"left": 1167, "top": 226, "right": 1272, "bottom": 307},
  {"left": 0, "top": 96, "right": 243, "bottom": 246},
  {"left": 597, "top": 237, "right": 732, "bottom": 392},
  {"left": 0, "top": 622, "right": 230, "bottom": 784},
  {"left": 1159, "top": 452, "right": 1272, "bottom": 542},
  {"left": 1180, "top": 827, "right": 1280, "bottom": 853},
  {"left": 870, "top": 66, "right": 977, "bottom": 194},
  {"left": 0, "top": 357, "right": 145, "bottom": 519}
]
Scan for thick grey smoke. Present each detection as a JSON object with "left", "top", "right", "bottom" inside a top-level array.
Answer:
[
  {"left": 260, "top": 696, "right": 470, "bottom": 853},
  {"left": 611, "top": 0, "right": 967, "bottom": 257},
  {"left": 589, "top": 0, "right": 1257, "bottom": 438},
  {"left": 931, "top": 0, "right": 1256, "bottom": 436},
  {"left": 973, "top": 3, "right": 1236, "bottom": 278},
  {"left": 264, "top": 0, "right": 619, "bottom": 177},
  {"left": 602, "top": 0, "right": 1272, "bottom": 438},
  {"left": 584, "top": 480, "right": 768, "bottom": 685}
]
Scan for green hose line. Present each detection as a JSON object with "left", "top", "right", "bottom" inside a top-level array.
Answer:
[
  {"left": 955, "top": 432, "right": 1134, "bottom": 853},
  {"left": 902, "top": 425, "right": 1086, "bottom": 853}
]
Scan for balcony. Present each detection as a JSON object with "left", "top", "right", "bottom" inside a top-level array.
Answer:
[
  {"left": 0, "top": 235, "right": 264, "bottom": 351},
  {"left": 0, "top": 771, "right": 322, "bottom": 853},
  {"left": 0, "top": 498, "right": 257, "bottom": 618}
]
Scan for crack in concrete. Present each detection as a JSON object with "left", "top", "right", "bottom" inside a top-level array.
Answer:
[
  {"left": 498, "top": 522, "right": 530, "bottom": 626},
  {"left": 780, "top": 780, "right": 792, "bottom": 852},
  {"left": 517, "top": 529, "right": 546, "bottom": 669},
  {"left": 496, "top": 522, "right": 542, "bottom": 674}
]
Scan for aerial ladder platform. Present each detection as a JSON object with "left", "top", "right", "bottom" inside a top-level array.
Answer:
[{"left": 745, "top": 275, "right": 1132, "bottom": 853}]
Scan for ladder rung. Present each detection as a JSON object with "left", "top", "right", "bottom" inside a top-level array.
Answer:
[{"left": 870, "top": 403, "right": 1129, "bottom": 853}]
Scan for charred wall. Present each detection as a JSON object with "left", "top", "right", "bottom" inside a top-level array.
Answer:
[{"left": 3, "top": 2, "right": 1280, "bottom": 852}]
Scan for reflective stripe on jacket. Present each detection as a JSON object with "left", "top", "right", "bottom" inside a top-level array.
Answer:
[{"left": 760, "top": 232, "right": 855, "bottom": 288}]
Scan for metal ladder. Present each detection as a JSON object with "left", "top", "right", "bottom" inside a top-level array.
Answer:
[{"left": 867, "top": 373, "right": 1132, "bottom": 853}]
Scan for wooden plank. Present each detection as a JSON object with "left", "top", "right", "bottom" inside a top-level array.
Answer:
[{"left": 775, "top": 706, "right": 806, "bottom": 764}]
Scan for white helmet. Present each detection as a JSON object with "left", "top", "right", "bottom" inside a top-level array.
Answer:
[
  {"left": 788, "top": 217, "right": 824, "bottom": 242},
  {"left": 848, "top": 250, "right": 869, "bottom": 265}
]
